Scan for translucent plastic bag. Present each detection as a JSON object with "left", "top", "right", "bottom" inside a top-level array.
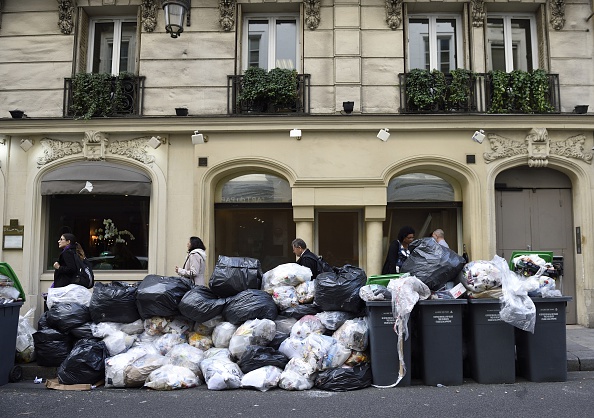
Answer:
[
  {"left": 212, "top": 322, "right": 238, "bottom": 348},
  {"left": 46, "top": 284, "right": 92, "bottom": 309},
  {"left": 228, "top": 318, "right": 276, "bottom": 359},
  {"left": 200, "top": 357, "right": 243, "bottom": 390},
  {"left": 124, "top": 353, "right": 168, "bottom": 387},
  {"left": 272, "top": 286, "right": 299, "bottom": 310},
  {"left": 315, "top": 311, "right": 354, "bottom": 331},
  {"left": 359, "top": 284, "right": 392, "bottom": 302},
  {"left": 290, "top": 315, "right": 326, "bottom": 340},
  {"left": 105, "top": 346, "right": 149, "bottom": 388},
  {"left": 144, "top": 364, "right": 199, "bottom": 390},
  {"left": 166, "top": 343, "right": 204, "bottom": 375},
  {"left": 262, "top": 263, "right": 312, "bottom": 293},
  {"left": 16, "top": 308, "right": 36, "bottom": 363},
  {"left": 278, "top": 358, "right": 316, "bottom": 391},
  {"left": 332, "top": 317, "right": 369, "bottom": 352},
  {"left": 241, "top": 366, "right": 283, "bottom": 392}
]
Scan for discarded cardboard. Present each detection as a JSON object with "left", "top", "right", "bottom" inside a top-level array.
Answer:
[{"left": 45, "top": 378, "right": 104, "bottom": 391}]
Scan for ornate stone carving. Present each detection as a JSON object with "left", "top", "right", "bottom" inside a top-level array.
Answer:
[
  {"left": 304, "top": 0, "right": 320, "bottom": 30},
  {"left": 107, "top": 137, "right": 156, "bottom": 164},
  {"left": 386, "top": 0, "right": 403, "bottom": 30},
  {"left": 57, "top": 0, "right": 75, "bottom": 35},
  {"left": 82, "top": 131, "right": 109, "bottom": 161},
  {"left": 550, "top": 134, "right": 593, "bottom": 164},
  {"left": 550, "top": 0, "right": 565, "bottom": 31},
  {"left": 527, "top": 127, "right": 550, "bottom": 167},
  {"left": 37, "top": 138, "right": 83, "bottom": 166},
  {"left": 471, "top": 0, "right": 485, "bottom": 28},
  {"left": 219, "top": 0, "right": 235, "bottom": 32},
  {"left": 484, "top": 134, "right": 528, "bottom": 163},
  {"left": 142, "top": 0, "right": 158, "bottom": 32}
]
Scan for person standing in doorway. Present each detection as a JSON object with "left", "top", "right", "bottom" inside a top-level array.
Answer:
[
  {"left": 292, "top": 238, "right": 321, "bottom": 279},
  {"left": 431, "top": 228, "right": 450, "bottom": 248},
  {"left": 176, "top": 236, "right": 207, "bottom": 286},
  {"left": 382, "top": 226, "right": 415, "bottom": 274}
]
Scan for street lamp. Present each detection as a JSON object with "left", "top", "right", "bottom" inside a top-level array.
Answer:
[{"left": 162, "top": 0, "right": 191, "bottom": 38}]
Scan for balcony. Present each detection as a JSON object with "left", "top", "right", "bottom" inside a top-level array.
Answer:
[
  {"left": 63, "top": 74, "right": 145, "bottom": 119},
  {"left": 227, "top": 72, "right": 310, "bottom": 115},
  {"left": 399, "top": 70, "right": 560, "bottom": 114}
]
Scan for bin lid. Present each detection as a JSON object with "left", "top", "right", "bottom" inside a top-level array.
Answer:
[
  {"left": 530, "top": 296, "right": 572, "bottom": 303},
  {"left": 0, "top": 262, "right": 26, "bottom": 301},
  {"left": 467, "top": 298, "right": 501, "bottom": 305},
  {"left": 366, "top": 274, "right": 404, "bottom": 287},
  {"left": 365, "top": 300, "right": 393, "bottom": 307},
  {"left": 418, "top": 298, "right": 467, "bottom": 305}
]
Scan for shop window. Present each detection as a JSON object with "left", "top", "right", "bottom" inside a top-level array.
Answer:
[
  {"left": 243, "top": 14, "right": 299, "bottom": 70},
  {"left": 408, "top": 15, "right": 462, "bottom": 72},
  {"left": 215, "top": 174, "right": 294, "bottom": 272},
  {"left": 486, "top": 15, "right": 537, "bottom": 72}
]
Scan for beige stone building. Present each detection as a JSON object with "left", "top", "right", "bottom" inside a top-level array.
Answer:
[{"left": 0, "top": 0, "right": 593, "bottom": 325}]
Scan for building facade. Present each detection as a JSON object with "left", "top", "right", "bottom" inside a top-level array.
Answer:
[{"left": 1, "top": 0, "right": 593, "bottom": 325}]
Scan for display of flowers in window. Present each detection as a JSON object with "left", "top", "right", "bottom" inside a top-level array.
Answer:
[{"left": 95, "top": 219, "right": 135, "bottom": 244}]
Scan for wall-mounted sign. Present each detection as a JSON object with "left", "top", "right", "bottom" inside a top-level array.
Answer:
[{"left": 3, "top": 219, "right": 24, "bottom": 250}]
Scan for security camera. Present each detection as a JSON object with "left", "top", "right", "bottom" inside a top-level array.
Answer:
[
  {"left": 472, "top": 130, "right": 485, "bottom": 144},
  {"left": 377, "top": 128, "right": 390, "bottom": 142},
  {"left": 192, "top": 131, "right": 208, "bottom": 144},
  {"left": 289, "top": 129, "right": 302, "bottom": 140}
]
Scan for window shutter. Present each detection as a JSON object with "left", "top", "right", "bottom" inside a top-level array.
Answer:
[{"left": 76, "top": 8, "right": 89, "bottom": 73}]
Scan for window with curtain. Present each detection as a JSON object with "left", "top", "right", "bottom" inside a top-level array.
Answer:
[{"left": 408, "top": 15, "right": 461, "bottom": 72}]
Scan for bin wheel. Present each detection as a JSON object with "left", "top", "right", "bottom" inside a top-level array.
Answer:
[{"left": 9, "top": 365, "right": 22, "bottom": 383}]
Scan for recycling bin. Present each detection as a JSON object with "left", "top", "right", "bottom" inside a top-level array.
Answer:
[
  {"left": 366, "top": 274, "right": 404, "bottom": 288},
  {"left": 515, "top": 296, "right": 572, "bottom": 382},
  {"left": 465, "top": 298, "right": 516, "bottom": 384},
  {"left": 366, "top": 300, "right": 411, "bottom": 387},
  {"left": 416, "top": 298, "right": 467, "bottom": 386},
  {"left": 0, "top": 301, "right": 24, "bottom": 386}
]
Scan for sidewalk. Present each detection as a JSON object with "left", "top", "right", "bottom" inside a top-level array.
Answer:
[{"left": 15, "top": 325, "right": 594, "bottom": 382}]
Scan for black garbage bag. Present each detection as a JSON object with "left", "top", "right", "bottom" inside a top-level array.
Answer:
[
  {"left": 401, "top": 237, "right": 466, "bottom": 290},
  {"left": 314, "top": 265, "right": 367, "bottom": 313},
  {"left": 33, "top": 328, "right": 73, "bottom": 367},
  {"left": 279, "top": 304, "right": 321, "bottom": 319},
  {"left": 69, "top": 322, "right": 94, "bottom": 340},
  {"left": 90, "top": 281, "right": 140, "bottom": 323},
  {"left": 237, "top": 345, "right": 289, "bottom": 374},
  {"left": 37, "top": 311, "right": 49, "bottom": 330},
  {"left": 135, "top": 275, "right": 193, "bottom": 319},
  {"left": 209, "top": 256, "right": 263, "bottom": 298},
  {"left": 314, "top": 364, "right": 372, "bottom": 391},
  {"left": 58, "top": 338, "right": 108, "bottom": 385},
  {"left": 46, "top": 302, "right": 92, "bottom": 333},
  {"left": 179, "top": 285, "right": 227, "bottom": 323},
  {"left": 267, "top": 330, "right": 290, "bottom": 350},
  {"left": 222, "top": 289, "right": 278, "bottom": 325}
]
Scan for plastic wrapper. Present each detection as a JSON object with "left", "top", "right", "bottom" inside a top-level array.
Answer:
[
  {"left": 91, "top": 322, "right": 137, "bottom": 356},
  {"left": 222, "top": 289, "right": 278, "bottom": 325},
  {"left": 179, "top": 285, "right": 227, "bottom": 323},
  {"left": 166, "top": 343, "right": 204, "bottom": 375},
  {"left": 164, "top": 316, "right": 193, "bottom": 335},
  {"left": 119, "top": 318, "right": 145, "bottom": 335},
  {"left": 229, "top": 318, "right": 276, "bottom": 359},
  {"left": 278, "top": 358, "right": 316, "bottom": 391},
  {"left": 212, "top": 322, "right": 238, "bottom": 348},
  {"left": 290, "top": 315, "right": 326, "bottom": 339},
  {"left": 188, "top": 332, "right": 213, "bottom": 351},
  {"left": 57, "top": 338, "right": 108, "bottom": 385},
  {"left": 303, "top": 334, "right": 350, "bottom": 371},
  {"left": 105, "top": 346, "right": 149, "bottom": 388},
  {"left": 278, "top": 336, "right": 307, "bottom": 359},
  {"left": 46, "top": 302, "right": 91, "bottom": 333},
  {"left": 332, "top": 317, "right": 369, "bottom": 352},
  {"left": 200, "top": 356, "right": 243, "bottom": 390},
  {"left": 359, "top": 284, "right": 392, "bottom": 301},
  {"left": 197, "top": 315, "right": 224, "bottom": 334},
  {"left": 313, "top": 265, "right": 367, "bottom": 313},
  {"left": 144, "top": 364, "right": 200, "bottom": 390},
  {"left": 203, "top": 347, "right": 232, "bottom": 360},
  {"left": 315, "top": 311, "right": 355, "bottom": 331},
  {"left": 144, "top": 316, "right": 169, "bottom": 336},
  {"left": 33, "top": 328, "right": 73, "bottom": 367},
  {"left": 280, "top": 304, "right": 321, "bottom": 319},
  {"left": 155, "top": 333, "right": 187, "bottom": 355},
  {"left": 241, "top": 366, "right": 283, "bottom": 392},
  {"left": 16, "top": 308, "right": 36, "bottom": 363},
  {"left": 387, "top": 276, "right": 430, "bottom": 387},
  {"left": 295, "top": 281, "right": 315, "bottom": 304},
  {"left": 531, "top": 276, "right": 562, "bottom": 298},
  {"left": 135, "top": 275, "right": 193, "bottom": 319},
  {"left": 89, "top": 281, "right": 140, "bottom": 323},
  {"left": 262, "top": 263, "right": 312, "bottom": 293},
  {"left": 401, "top": 237, "right": 466, "bottom": 290},
  {"left": 124, "top": 353, "right": 168, "bottom": 387},
  {"left": 272, "top": 285, "right": 299, "bottom": 310},
  {"left": 496, "top": 255, "right": 538, "bottom": 333},
  {"left": 314, "top": 364, "right": 372, "bottom": 391},
  {"left": 46, "top": 284, "right": 92, "bottom": 309},
  {"left": 0, "top": 285, "right": 19, "bottom": 301},
  {"left": 344, "top": 350, "right": 369, "bottom": 367},
  {"left": 209, "top": 255, "right": 263, "bottom": 298},
  {"left": 460, "top": 259, "right": 502, "bottom": 292},
  {"left": 237, "top": 345, "right": 289, "bottom": 374},
  {"left": 274, "top": 316, "right": 297, "bottom": 334}
]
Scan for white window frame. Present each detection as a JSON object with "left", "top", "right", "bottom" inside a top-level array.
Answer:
[
  {"left": 87, "top": 17, "right": 137, "bottom": 75},
  {"left": 242, "top": 13, "right": 300, "bottom": 71},
  {"left": 407, "top": 14, "right": 463, "bottom": 72},
  {"left": 486, "top": 14, "right": 538, "bottom": 72}
]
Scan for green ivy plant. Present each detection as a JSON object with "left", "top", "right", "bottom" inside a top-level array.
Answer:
[
  {"left": 509, "top": 70, "right": 532, "bottom": 113},
  {"left": 70, "top": 72, "right": 132, "bottom": 119},
  {"left": 405, "top": 69, "right": 435, "bottom": 111},
  {"left": 238, "top": 67, "right": 298, "bottom": 112},
  {"left": 488, "top": 70, "right": 511, "bottom": 113},
  {"left": 446, "top": 68, "right": 473, "bottom": 110},
  {"left": 267, "top": 68, "right": 298, "bottom": 110},
  {"left": 530, "top": 69, "right": 554, "bottom": 113}
]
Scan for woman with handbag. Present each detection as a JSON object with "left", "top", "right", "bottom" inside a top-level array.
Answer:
[
  {"left": 175, "top": 236, "right": 207, "bottom": 286},
  {"left": 53, "top": 233, "right": 86, "bottom": 288}
]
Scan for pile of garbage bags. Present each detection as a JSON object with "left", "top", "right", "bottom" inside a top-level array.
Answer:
[{"left": 32, "top": 258, "right": 373, "bottom": 392}]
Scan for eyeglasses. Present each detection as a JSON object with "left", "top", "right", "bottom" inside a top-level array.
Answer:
[{"left": 58, "top": 238, "right": 66, "bottom": 241}]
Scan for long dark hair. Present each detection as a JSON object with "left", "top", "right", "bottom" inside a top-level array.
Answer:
[{"left": 189, "top": 236, "right": 206, "bottom": 252}]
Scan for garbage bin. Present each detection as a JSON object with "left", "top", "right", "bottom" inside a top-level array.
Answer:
[
  {"left": 0, "top": 301, "right": 24, "bottom": 386},
  {"left": 515, "top": 296, "right": 572, "bottom": 382},
  {"left": 0, "top": 262, "right": 26, "bottom": 301},
  {"left": 416, "top": 298, "right": 467, "bottom": 386},
  {"left": 366, "top": 274, "right": 404, "bottom": 287},
  {"left": 465, "top": 298, "right": 515, "bottom": 384},
  {"left": 366, "top": 300, "right": 411, "bottom": 387}
]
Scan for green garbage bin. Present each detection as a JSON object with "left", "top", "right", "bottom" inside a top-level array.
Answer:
[
  {"left": 416, "top": 298, "right": 467, "bottom": 386},
  {"left": 366, "top": 274, "right": 404, "bottom": 287},
  {"left": 0, "top": 301, "right": 24, "bottom": 386},
  {"left": 515, "top": 296, "right": 572, "bottom": 382},
  {"left": 0, "top": 262, "right": 26, "bottom": 301}
]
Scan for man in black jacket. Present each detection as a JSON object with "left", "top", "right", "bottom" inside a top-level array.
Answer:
[{"left": 292, "top": 238, "right": 320, "bottom": 279}]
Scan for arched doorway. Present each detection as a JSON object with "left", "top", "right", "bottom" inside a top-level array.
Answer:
[{"left": 495, "top": 166, "right": 576, "bottom": 323}]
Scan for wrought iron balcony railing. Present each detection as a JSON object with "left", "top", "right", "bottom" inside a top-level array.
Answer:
[
  {"left": 63, "top": 74, "right": 145, "bottom": 118},
  {"left": 399, "top": 71, "right": 560, "bottom": 114},
  {"left": 227, "top": 73, "right": 311, "bottom": 115}
]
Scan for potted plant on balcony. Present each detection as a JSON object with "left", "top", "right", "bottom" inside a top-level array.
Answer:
[
  {"left": 238, "top": 67, "right": 269, "bottom": 112},
  {"left": 446, "top": 68, "right": 473, "bottom": 111},
  {"left": 488, "top": 70, "right": 511, "bottom": 114},
  {"left": 405, "top": 69, "right": 447, "bottom": 111},
  {"left": 267, "top": 68, "right": 298, "bottom": 112},
  {"left": 530, "top": 69, "right": 554, "bottom": 113},
  {"left": 70, "top": 72, "right": 133, "bottom": 119}
]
